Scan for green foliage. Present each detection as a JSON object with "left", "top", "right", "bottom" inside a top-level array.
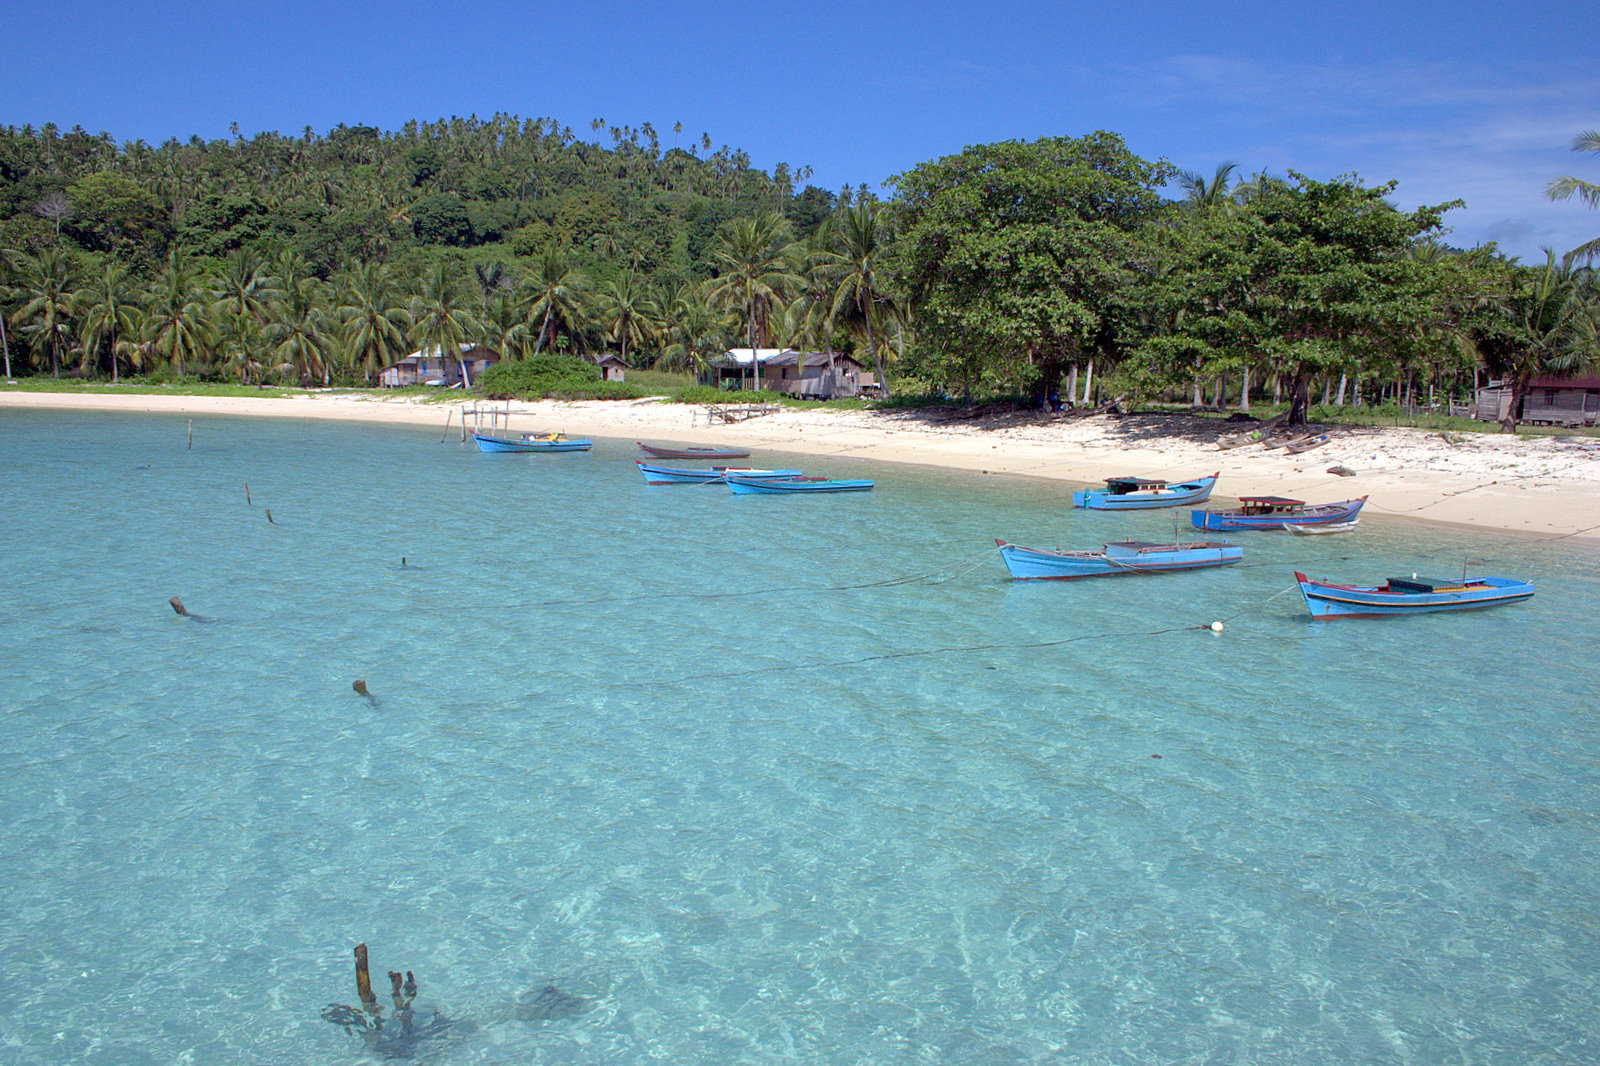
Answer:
[
  {"left": 412, "top": 193, "right": 474, "bottom": 246},
  {"left": 892, "top": 131, "right": 1174, "bottom": 400}
]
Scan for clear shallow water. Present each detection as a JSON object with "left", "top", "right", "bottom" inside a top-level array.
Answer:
[{"left": 2, "top": 408, "right": 1598, "bottom": 1065}]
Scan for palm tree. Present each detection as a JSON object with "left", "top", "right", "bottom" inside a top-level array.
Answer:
[
  {"left": 660, "top": 282, "right": 731, "bottom": 376},
  {"left": 408, "top": 262, "right": 481, "bottom": 386},
  {"left": 212, "top": 248, "right": 277, "bottom": 326},
  {"left": 8, "top": 246, "right": 77, "bottom": 378},
  {"left": 1547, "top": 129, "right": 1600, "bottom": 261},
  {"left": 145, "top": 252, "right": 213, "bottom": 377},
  {"left": 337, "top": 261, "right": 410, "bottom": 382},
  {"left": 1483, "top": 249, "right": 1599, "bottom": 432},
  {"left": 1177, "top": 162, "right": 1240, "bottom": 213},
  {"left": 267, "top": 274, "right": 334, "bottom": 385},
  {"left": 512, "top": 245, "right": 591, "bottom": 358},
  {"left": 784, "top": 218, "right": 843, "bottom": 395},
  {"left": 830, "top": 202, "right": 895, "bottom": 400},
  {"left": 595, "top": 270, "right": 659, "bottom": 367},
  {"left": 705, "top": 212, "right": 799, "bottom": 392},
  {"left": 474, "top": 261, "right": 508, "bottom": 319},
  {"left": 75, "top": 262, "right": 135, "bottom": 381}
]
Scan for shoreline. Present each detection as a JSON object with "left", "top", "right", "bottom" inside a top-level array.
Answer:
[{"left": 6, "top": 388, "right": 1600, "bottom": 543}]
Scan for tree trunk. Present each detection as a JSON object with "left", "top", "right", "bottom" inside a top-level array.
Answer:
[
  {"left": 0, "top": 311, "right": 11, "bottom": 379},
  {"left": 1321, "top": 377, "right": 1330, "bottom": 405},
  {"left": 1082, "top": 361, "right": 1094, "bottom": 405},
  {"left": 1067, "top": 364, "right": 1078, "bottom": 403},
  {"left": 1335, "top": 372, "right": 1347, "bottom": 405},
  {"left": 1191, "top": 355, "right": 1203, "bottom": 407},
  {"left": 1239, "top": 364, "right": 1251, "bottom": 412},
  {"left": 1212, "top": 373, "right": 1224, "bottom": 407},
  {"left": 1501, "top": 377, "right": 1526, "bottom": 433},
  {"left": 1287, "top": 370, "right": 1312, "bottom": 426}
]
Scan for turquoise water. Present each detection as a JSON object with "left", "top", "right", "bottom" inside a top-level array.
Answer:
[{"left": 2, "top": 408, "right": 1598, "bottom": 1065}]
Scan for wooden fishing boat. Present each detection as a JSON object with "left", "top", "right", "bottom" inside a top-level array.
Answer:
[
  {"left": 995, "top": 538, "right": 1243, "bottom": 580},
  {"left": 1282, "top": 433, "right": 1331, "bottom": 454},
  {"left": 1072, "top": 472, "right": 1218, "bottom": 510},
  {"left": 1191, "top": 495, "right": 1367, "bottom": 531},
  {"left": 638, "top": 441, "right": 751, "bottom": 460},
  {"left": 725, "top": 475, "right": 873, "bottom": 494},
  {"left": 635, "top": 462, "right": 802, "bottom": 484},
  {"left": 473, "top": 432, "right": 592, "bottom": 453},
  {"left": 1286, "top": 520, "right": 1360, "bottom": 536},
  {"left": 1294, "top": 571, "right": 1535, "bottom": 619}
]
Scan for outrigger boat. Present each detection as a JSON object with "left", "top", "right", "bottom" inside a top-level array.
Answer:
[
  {"left": 1287, "top": 521, "right": 1360, "bottom": 536},
  {"left": 995, "top": 538, "right": 1243, "bottom": 580},
  {"left": 1191, "top": 495, "right": 1367, "bottom": 531},
  {"left": 1072, "top": 472, "right": 1218, "bottom": 510},
  {"left": 638, "top": 441, "right": 751, "bottom": 460},
  {"left": 635, "top": 461, "right": 802, "bottom": 484},
  {"left": 473, "top": 432, "right": 592, "bottom": 453},
  {"left": 725, "top": 475, "right": 873, "bottom": 494},
  {"left": 1294, "top": 571, "right": 1535, "bottom": 619}
]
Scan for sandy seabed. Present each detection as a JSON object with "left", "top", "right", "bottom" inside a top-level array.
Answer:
[{"left": 6, "top": 388, "right": 1600, "bottom": 542}]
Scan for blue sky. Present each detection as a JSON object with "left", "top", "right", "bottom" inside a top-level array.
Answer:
[{"left": 3, "top": 0, "right": 1595, "bottom": 261}]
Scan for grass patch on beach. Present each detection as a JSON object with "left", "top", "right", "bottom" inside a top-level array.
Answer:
[{"left": 2, "top": 376, "right": 307, "bottom": 398}]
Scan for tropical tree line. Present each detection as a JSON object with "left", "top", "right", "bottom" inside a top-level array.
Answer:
[{"left": 4, "top": 119, "right": 1598, "bottom": 427}]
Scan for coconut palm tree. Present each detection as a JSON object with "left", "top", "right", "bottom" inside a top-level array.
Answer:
[
  {"left": 75, "top": 262, "right": 135, "bottom": 381},
  {"left": 829, "top": 203, "right": 894, "bottom": 400},
  {"left": 1177, "top": 162, "right": 1240, "bottom": 214},
  {"left": 704, "top": 212, "right": 799, "bottom": 392},
  {"left": 660, "top": 282, "right": 732, "bottom": 376},
  {"left": 1547, "top": 129, "right": 1600, "bottom": 261},
  {"left": 212, "top": 248, "right": 277, "bottom": 326},
  {"left": 8, "top": 246, "right": 77, "bottom": 378},
  {"left": 337, "top": 261, "right": 410, "bottom": 382},
  {"left": 784, "top": 218, "right": 844, "bottom": 395},
  {"left": 595, "top": 270, "right": 660, "bottom": 367},
  {"left": 145, "top": 252, "right": 213, "bottom": 377},
  {"left": 1481, "top": 249, "right": 1599, "bottom": 432},
  {"left": 266, "top": 274, "right": 334, "bottom": 385},
  {"left": 512, "top": 245, "right": 591, "bottom": 358},
  {"left": 408, "top": 262, "right": 481, "bottom": 386}
]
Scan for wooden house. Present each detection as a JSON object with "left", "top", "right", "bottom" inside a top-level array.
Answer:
[
  {"left": 1474, "top": 375, "right": 1600, "bottom": 426},
  {"left": 712, "top": 348, "right": 868, "bottom": 398},
  {"left": 378, "top": 345, "right": 500, "bottom": 388},
  {"left": 595, "top": 354, "right": 627, "bottom": 382}
]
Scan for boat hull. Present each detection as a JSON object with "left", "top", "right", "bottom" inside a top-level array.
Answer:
[
  {"left": 1294, "top": 572, "right": 1535, "bottom": 618},
  {"left": 1073, "top": 473, "right": 1218, "bottom": 510},
  {"left": 473, "top": 433, "right": 592, "bottom": 453},
  {"left": 996, "top": 539, "right": 1243, "bottom": 580},
  {"left": 636, "top": 462, "right": 802, "bottom": 484},
  {"left": 726, "top": 476, "right": 873, "bottom": 494},
  {"left": 1190, "top": 497, "right": 1366, "bottom": 531},
  {"left": 638, "top": 441, "right": 751, "bottom": 460}
]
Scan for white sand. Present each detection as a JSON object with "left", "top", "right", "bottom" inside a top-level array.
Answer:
[{"left": 6, "top": 388, "right": 1600, "bottom": 541}]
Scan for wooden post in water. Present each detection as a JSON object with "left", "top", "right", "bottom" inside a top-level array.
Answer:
[
  {"left": 441, "top": 409, "right": 452, "bottom": 443},
  {"left": 187, "top": 420, "right": 193, "bottom": 449}
]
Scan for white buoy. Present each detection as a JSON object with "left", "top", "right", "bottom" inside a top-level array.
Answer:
[{"left": 1210, "top": 620, "right": 1224, "bottom": 632}]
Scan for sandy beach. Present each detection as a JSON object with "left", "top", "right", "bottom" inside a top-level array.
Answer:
[{"left": 6, "top": 388, "right": 1600, "bottom": 542}]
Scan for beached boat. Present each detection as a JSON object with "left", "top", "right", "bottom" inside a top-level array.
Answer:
[
  {"left": 1191, "top": 495, "right": 1367, "bottom": 531},
  {"left": 1294, "top": 571, "right": 1535, "bottom": 619},
  {"left": 638, "top": 441, "right": 751, "bottom": 460},
  {"left": 635, "top": 462, "right": 802, "bottom": 484},
  {"left": 1282, "top": 433, "right": 1332, "bottom": 454},
  {"left": 1072, "top": 472, "right": 1218, "bottom": 510},
  {"left": 1286, "top": 520, "right": 1360, "bottom": 536},
  {"left": 995, "top": 538, "right": 1243, "bottom": 580},
  {"left": 473, "top": 432, "right": 592, "bottom": 453},
  {"left": 725, "top": 475, "right": 874, "bottom": 494}
]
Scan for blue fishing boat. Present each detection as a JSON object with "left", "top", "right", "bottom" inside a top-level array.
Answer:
[
  {"left": 726, "top": 475, "right": 874, "bottom": 494},
  {"left": 995, "top": 538, "right": 1243, "bottom": 580},
  {"left": 638, "top": 441, "right": 751, "bottom": 460},
  {"left": 1294, "top": 571, "right": 1535, "bottom": 619},
  {"left": 1072, "top": 472, "right": 1218, "bottom": 510},
  {"left": 473, "top": 432, "right": 592, "bottom": 453},
  {"left": 636, "top": 462, "right": 803, "bottom": 484},
  {"left": 1191, "top": 495, "right": 1367, "bottom": 531}
]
